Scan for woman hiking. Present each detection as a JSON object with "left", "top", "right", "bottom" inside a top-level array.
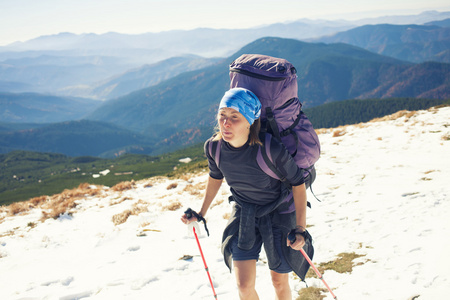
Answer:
[{"left": 181, "top": 87, "right": 315, "bottom": 300}]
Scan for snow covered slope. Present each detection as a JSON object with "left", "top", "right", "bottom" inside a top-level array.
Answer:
[{"left": 1, "top": 106, "right": 449, "bottom": 300}]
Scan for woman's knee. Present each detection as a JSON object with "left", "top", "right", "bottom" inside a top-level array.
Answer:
[
  {"left": 234, "top": 260, "right": 257, "bottom": 294},
  {"left": 235, "top": 270, "right": 256, "bottom": 292},
  {"left": 236, "top": 279, "right": 255, "bottom": 294},
  {"left": 235, "top": 274, "right": 259, "bottom": 299},
  {"left": 271, "top": 271, "right": 290, "bottom": 290}
]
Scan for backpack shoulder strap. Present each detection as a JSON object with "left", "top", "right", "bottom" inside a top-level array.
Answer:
[
  {"left": 256, "top": 133, "right": 286, "bottom": 182},
  {"left": 208, "top": 137, "right": 222, "bottom": 167}
]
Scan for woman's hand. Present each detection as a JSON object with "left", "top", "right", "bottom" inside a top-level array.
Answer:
[
  {"left": 287, "top": 233, "right": 306, "bottom": 250},
  {"left": 181, "top": 176, "right": 222, "bottom": 225},
  {"left": 180, "top": 213, "right": 197, "bottom": 224}
]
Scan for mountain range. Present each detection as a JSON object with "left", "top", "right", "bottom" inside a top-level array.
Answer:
[
  {"left": 1, "top": 36, "right": 448, "bottom": 157},
  {"left": 0, "top": 92, "right": 100, "bottom": 123},
  {"left": 0, "top": 54, "right": 220, "bottom": 98},
  {"left": 1, "top": 11, "right": 449, "bottom": 98},
  {"left": 3, "top": 10, "right": 449, "bottom": 54},
  {"left": 0, "top": 120, "right": 155, "bottom": 157},
  {"left": 60, "top": 56, "right": 221, "bottom": 100},
  {"left": 313, "top": 23, "right": 450, "bottom": 63},
  {"left": 86, "top": 38, "right": 449, "bottom": 132},
  {"left": 0, "top": 11, "right": 449, "bottom": 158}
]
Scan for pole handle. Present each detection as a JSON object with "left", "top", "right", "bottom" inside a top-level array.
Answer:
[{"left": 185, "top": 208, "right": 210, "bottom": 236}]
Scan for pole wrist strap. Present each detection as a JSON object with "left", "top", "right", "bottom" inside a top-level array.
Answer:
[{"left": 185, "top": 208, "right": 210, "bottom": 236}]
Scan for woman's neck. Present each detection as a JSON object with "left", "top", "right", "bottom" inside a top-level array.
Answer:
[{"left": 229, "top": 134, "right": 250, "bottom": 148}]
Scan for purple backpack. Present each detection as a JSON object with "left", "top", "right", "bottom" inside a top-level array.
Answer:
[{"left": 229, "top": 54, "right": 320, "bottom": 177}]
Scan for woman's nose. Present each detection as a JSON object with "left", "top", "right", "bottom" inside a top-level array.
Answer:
[{"left": 222, "top": 118, "right": 231, "bottom": 127}]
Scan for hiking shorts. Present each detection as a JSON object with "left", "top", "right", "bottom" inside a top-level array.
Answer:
[{"left": 230, "top": 226, "right": 292, "bottom": 274}]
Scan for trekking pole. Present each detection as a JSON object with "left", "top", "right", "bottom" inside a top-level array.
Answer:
[
  {"left": 185, "top": 208, "right": 217, "bottom": 299},
  {"left": 192, "top": 226, "right": 218, "bottom": 299},
  {"left": 288, "top": 231, "right": 338, "bottom": 300}
]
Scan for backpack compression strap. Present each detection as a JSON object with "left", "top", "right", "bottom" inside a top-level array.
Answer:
[
  {"left": 265, "top": 107, "right": 282, "bottom": 141},
  {"left": 279, "top": 111, "right": 303, "bottom": 157},
  {"left": 265, "top": 107, "right": 303, "bottom": 158}
]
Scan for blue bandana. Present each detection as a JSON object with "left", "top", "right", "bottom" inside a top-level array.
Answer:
[{"left": 219, "top": 88, "right": 262, "bottom": 125}]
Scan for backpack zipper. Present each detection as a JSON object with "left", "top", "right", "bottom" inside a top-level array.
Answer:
[
  {"left": 276, "top": 98, "right": 297, "bottom": 110},
  {"left": 230, "top": 68, "right": 287, "bottom": 81}
]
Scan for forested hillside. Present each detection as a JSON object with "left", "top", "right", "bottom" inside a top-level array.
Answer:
[{"left": 304, "top": 98, "right": 449, "bottom": 128}]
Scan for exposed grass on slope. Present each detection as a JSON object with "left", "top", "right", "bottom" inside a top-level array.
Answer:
[
  {"left": 297, "top": 287, "right": 328, "bottom": 300},
  {"left": 295, "top": 251, "right": 368, "bottom": 300},
  {"left": 0, "top": 143, "right": 206, "bottom": 206}
]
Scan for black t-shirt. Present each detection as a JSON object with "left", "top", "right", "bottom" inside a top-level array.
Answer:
[{"left": 204, "top": 135, "right": 304, "bottom": 206}]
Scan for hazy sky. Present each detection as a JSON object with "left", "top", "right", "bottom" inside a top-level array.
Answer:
[{"left": 1, "top": 0, "right": 449, "bottom": 46}]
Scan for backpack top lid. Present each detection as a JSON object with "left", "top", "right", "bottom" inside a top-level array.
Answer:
[{"left": 229, "top": 54, "right": 299, "bottom": 117}]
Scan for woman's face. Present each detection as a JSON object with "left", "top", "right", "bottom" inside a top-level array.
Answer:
[{"left": 218, "top": 107, "right": 250, "bottom": 148}]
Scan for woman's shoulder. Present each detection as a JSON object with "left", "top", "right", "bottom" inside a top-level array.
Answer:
[
  {"left": 204, "top": 135, "right": 221, "bottom": 147},
  {"left": 204, "top": 135, "right": 215, "bottom": 145},
  {"left": 204, "top": 135, "right": 222, "bottom": 158}
]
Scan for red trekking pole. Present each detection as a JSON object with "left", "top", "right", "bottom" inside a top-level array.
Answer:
[
  {"left": 185, "top": 208, "right": 218, "bottom": 299},
  {"left": 193, "top": 226, "right": 218, "bottom": 299},
  {"left": 288, "top": 230, "right": 338, "bottom": 299}
]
